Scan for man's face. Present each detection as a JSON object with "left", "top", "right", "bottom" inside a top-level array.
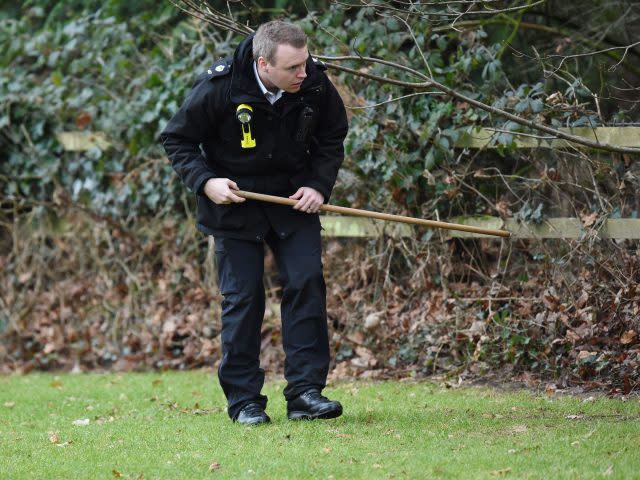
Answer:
[{"left": 257, "top": 44, "right": 308, "bottom": 93}]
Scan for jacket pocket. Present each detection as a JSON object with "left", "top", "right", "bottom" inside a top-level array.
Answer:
[{"left": 197, "top": 195, "right": 246, "bottom": 230}]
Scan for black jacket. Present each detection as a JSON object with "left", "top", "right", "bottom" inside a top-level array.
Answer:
[{"left": 160, "top": 34, "right": 349, "bottom": 241}]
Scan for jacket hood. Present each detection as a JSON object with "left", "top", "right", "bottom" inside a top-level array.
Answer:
[
  {"left": 233, "top": 34, "right": 256, "bottom": 78},
  {"left": 230, "top": 33, "right": 261, "bottom": 99}
]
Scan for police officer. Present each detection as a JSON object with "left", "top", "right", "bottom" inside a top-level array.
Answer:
[{"left": 160, "top": 21, "right": 348, "bottom": 425}]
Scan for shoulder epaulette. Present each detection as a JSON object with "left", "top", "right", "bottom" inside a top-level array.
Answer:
[
  {"left": 311, "top": 57, "right": 327, "bottom": 71},
  {"left": 207, "top": 59, "right": 232, "bottom": 80}
]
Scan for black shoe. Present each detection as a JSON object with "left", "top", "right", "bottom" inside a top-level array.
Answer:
[
  {"left": 235, "top": 402, "right": 271, "bottom": 426},
  {"left": 287, "top": 389, "right": 343, "bottom": 421}
]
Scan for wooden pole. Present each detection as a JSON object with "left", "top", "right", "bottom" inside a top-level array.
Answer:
[{"left": 236, "top": 190, "right": 511, "bottom": 238}]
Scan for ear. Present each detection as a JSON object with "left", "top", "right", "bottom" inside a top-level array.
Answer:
[{"left": 257, "top": 56, "right": 268, "bottom": 71}]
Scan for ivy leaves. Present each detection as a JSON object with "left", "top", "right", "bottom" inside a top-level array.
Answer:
[{"left": 0, "top": 4, "right": 228, "bottom": 220}]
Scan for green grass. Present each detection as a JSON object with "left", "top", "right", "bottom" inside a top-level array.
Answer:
[{"left": 0, "top": 372, "right": 639, "bottom": 479}]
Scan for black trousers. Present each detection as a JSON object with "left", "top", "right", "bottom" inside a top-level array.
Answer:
[{"left": 214, "top": 223, "right": 329, "bottom": 419}]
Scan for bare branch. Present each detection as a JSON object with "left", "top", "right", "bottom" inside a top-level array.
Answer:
[
  {"left": 427, "top": 76, "right": 640, "bottom": 154},
  {"left": 334, "top": 0, "right": 546, "bottom": 19},
  {"left": 542, "top": 40, "right": 640, "bottom": 73},
  {"left": 450, "top": 0, "right": 547, "bottom": 15},
  {"left": 345, "top": 91, "right": 442, "bottom": 109},
  {"left": 315, "top": 55, "right": 430, "bottom": 81},
  {"left": 323, "top": 61, "right": 433, "bottom": 89},
  {"left": 391, "top": 14, "right": 434, "bottom": 78},
  {"left": 169, "top": 0, "right": 640, "bottom": 155},
  {"left": 324, "top": 56, "right": 640, "bottom": 154},
  {"left": 169, "top": 0, "right": 253, "bottom": 35},
  {"left": 484, "top": 128, "right": 557, "bottom": 140}
]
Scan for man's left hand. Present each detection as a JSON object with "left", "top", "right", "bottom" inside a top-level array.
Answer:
[{"left": 289, "top": 187, "right": 324, "bottom": 214}]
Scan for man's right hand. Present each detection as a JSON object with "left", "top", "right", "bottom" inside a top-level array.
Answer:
[{"left": 203, "top": 178, "right": 246, "bottom": 204}]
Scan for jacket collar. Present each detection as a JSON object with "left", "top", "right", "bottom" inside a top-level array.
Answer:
[{"left": 252, "top": 61, "right": 284, "bottom": 104}]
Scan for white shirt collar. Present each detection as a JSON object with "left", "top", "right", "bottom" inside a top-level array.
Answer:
[{"left": 253, "top": 61, "right": 283, "bottom": 105}]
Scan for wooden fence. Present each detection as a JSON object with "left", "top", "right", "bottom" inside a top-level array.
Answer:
[{"left": 57, "top": 127, "right": 640, "bottom": 239}]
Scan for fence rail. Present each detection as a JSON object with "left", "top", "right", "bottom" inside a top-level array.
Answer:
[
  {"left": 320, "top": 216, "right": 640, "bottom": 239},
  {"left": 456, "top": 126, "right": 640, "bottom": 149},
  {"left": 56, "top": 127, "right": 640, "bottom": 240}
]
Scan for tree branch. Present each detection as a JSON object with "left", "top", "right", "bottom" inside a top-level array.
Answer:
[
  {"left": 169, "top": 0, "right": 640, "bottom": 154},
  {"left": 322, "top": 56, "right": 640, "bottom": 154}
]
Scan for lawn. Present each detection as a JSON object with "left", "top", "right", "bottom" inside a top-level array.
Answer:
[{"left": 0, "top": 371, "right": 638, "bottom": 479}]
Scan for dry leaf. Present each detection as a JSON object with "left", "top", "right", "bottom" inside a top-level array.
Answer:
[
  {"left": 542, "top": 293, "right": 559, "bottom": 310},
  {"left": 96, "top": 415, "right": 115, "bottom": 425},
  {"left": 577, "top": 350, "right": 597, "bottom": 361},
  {"left": 620, "top": 330, "right": 637, "bottom": 345},
  {"left": 162, "top": 319, "right": 176, "bottom": 335},
  {"left": 48, "top": 432, "right": 59, "bottom": 444},
  {"left": 209, "top": 460, "right": 221, "bottom": 471},
  {"left": 152, "top": 379, "right": 163, "bottom": 386},
  {"left": 350, "top": 346, "right": 377, "bottom": 368},
  {"left": 603, "top": 465, "right": 614, "bottom": 477},
  {"left": 575, "top": 290, "right": 589, "bottom": 309},
  {"left": 18, "top": 271, "right": 32, "bottom": 283},
  {"left": 336, "top": 433, "right": 352, "bottom": 438},
  {"left": 112, "top": 469, "right": 122, "bottom": 478},
  {"left": 511, "top": 425, "right": 527, "bottom": 433},
  {"left": 364, "top": 312, "right": 382, "bottom": 330},
  {"left": 75, "top": 112, "right": 93, "bottom": 129},
  {"left": 581, "top": 212, "right": 598, "bottom": 227},
  {"left": 50, "top": 380, "right": 63, "bottom": 388},
  {"left": 544, "top": 384, "right": 557, "bottom": 396},
  {"left": 490, "top": 467, "right": 512, "bottom": 476},
  {"left": 565, "top": 414, "right": 584, "bottom": 420},
  {"left": 346, "top": 331, "right": 364, "bottom": 345},
  {"left": 495, "top": 200, "right": 513, "bottom": 217},
  {"left": 3, "top": 401, "right": 15, "bottom": 408},
  {"left": 322, "top": 447, "right": 332, "bottom": 454}
]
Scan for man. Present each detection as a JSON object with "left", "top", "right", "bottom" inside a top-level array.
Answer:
[{"left": 160, "top": 21, "right": 348, "bottom": 425}]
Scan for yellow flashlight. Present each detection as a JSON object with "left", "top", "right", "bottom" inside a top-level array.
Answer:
[{"left": 236, "top": 104, "right": 256, "bottom": 149}]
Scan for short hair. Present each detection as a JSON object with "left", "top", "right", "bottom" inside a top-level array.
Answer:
[{"left": 252, "top": 20, "right": 307, "bottom": 65}]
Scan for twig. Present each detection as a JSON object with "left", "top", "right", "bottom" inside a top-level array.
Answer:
[
  {"left": 169, "top": 1, "right": 640, "bottom": 155},
  {"left": 345, "top": 91, "right": 442, "bottom": 109}
]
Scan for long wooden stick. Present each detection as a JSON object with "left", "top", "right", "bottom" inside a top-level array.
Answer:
[{"left": 236, "top": 190, "right": 511, "bottom": 238}]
